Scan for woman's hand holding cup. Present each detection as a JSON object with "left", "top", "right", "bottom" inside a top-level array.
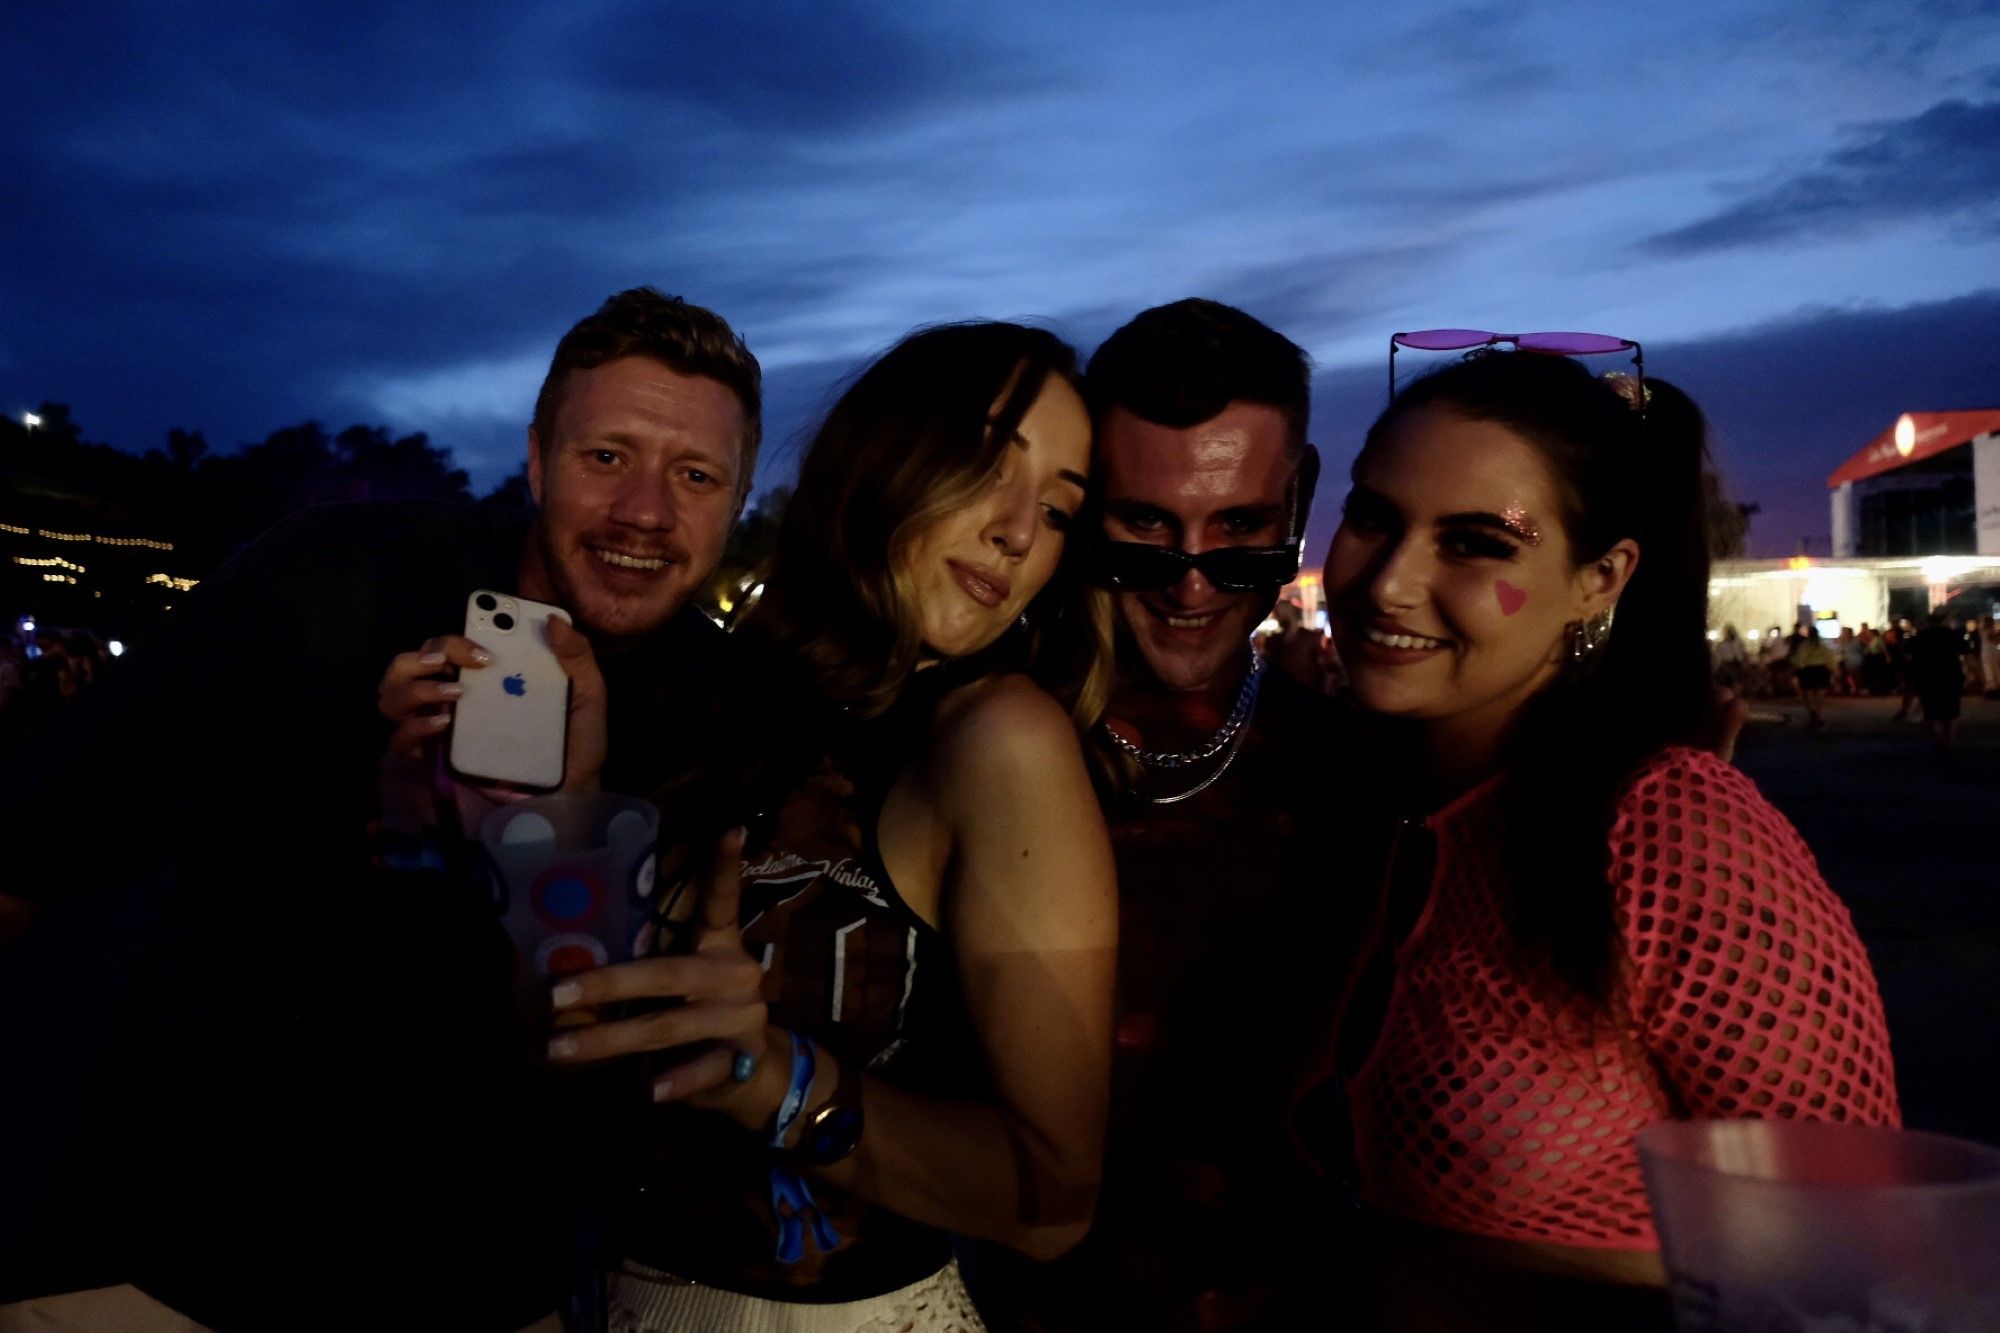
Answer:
[{"left": 544, "top": 829, "right": 788, "bottom": 1128}]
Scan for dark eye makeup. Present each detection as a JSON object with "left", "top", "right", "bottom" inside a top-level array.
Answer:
[{"left": 1440, "top": 528, "right": 1520, "bottom": 561}]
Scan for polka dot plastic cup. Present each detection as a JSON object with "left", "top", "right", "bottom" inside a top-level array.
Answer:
[
  {"left": 478, "top": 792, "right": 660, "bottom": 1049},
  {"left": 1638, "top": 1119, "right": 2000, "bottom": 1332}
]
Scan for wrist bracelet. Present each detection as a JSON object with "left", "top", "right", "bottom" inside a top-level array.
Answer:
[
  {"left": 770, "top": 1030, "right": 814, "bottom": 1150},
  {"left": 766, "top": 1031, "right": 841, "bottom": 1262},
  {"left": 782, "top": 1045, "right": 865, "bottom": 1169}
]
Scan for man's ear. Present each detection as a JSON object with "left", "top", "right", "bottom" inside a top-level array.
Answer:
[
  {"left": 527, "top": 427, "right": 546, "bottom": 506},
  {"left": 1575, "top": 538, "right": 1640, "bottom": 618}
]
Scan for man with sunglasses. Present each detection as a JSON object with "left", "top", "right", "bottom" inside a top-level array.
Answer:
[{"left": 983, "top": 299, "right": 1349, "bottom": 1331}]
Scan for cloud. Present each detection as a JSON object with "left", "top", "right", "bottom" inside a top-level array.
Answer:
[
  {"left": 5, "top": 0, "right": 1996, "bottom": 529},
  {"left": 0, "top": 9, "right": 984, "bottom": 468},
  {"left": 1646, "top": 95, "right": 2000, "bottom": 254},
  {"left": 1614, "top": 290, "right": 2000, "bottom": 558},
  {"left": 563, "top": 0, "right": 1038, "bottom": 134},
  {"left": 1790, "top": 0, "right": 2000, "bottom": 68},
  {"left": 1196, "top": 242, "right": 1459, "bottom": 345},
  {"left": 351, "top": 355, "right": 547, "bottom": 427},
  {"left": 1389, "top": 1, "right": 1560, "bottom": 95}
]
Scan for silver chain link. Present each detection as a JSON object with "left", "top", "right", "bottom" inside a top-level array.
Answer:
[{"left": 1098, "top": 648, "right": 1266, "bottom": 769}]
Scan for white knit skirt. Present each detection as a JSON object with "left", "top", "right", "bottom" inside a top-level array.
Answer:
[{"left": 607, "top": 1259, "right": 986, "bottom": 1333}]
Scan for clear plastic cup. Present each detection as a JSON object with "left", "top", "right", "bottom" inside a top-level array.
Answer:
[
  {"left": 478, "top": 792, "right": 660, "bottom": 1041},
  {"left": 1638, "top": 1119, "right": 2000, "bottom": 1332}
]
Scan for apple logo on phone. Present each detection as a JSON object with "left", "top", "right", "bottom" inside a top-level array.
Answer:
[{"left": 503, "top": 674, "right": 527, "bottom": 696}]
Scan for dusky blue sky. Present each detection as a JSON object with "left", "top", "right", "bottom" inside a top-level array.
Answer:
[{"left": 4, "top": 0, "right": 1997, "bottom": 558}]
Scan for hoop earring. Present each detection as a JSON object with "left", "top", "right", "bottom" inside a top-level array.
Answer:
[{"left": 1565, "top": 602, "right": 1617, "bottom": 668}]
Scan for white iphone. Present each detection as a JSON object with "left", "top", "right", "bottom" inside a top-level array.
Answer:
[{"left": 448, "top": 590, "right": 572, "bottom": 791}]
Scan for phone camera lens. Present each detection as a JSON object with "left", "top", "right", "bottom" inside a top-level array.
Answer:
[
  {"left": 493, "top": 612, "right": 515, "bottom": 631},
  {"left": 475, "top": 593, "right": 499, "bottom": 612}
]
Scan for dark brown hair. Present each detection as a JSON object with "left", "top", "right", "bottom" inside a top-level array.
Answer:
[
  {"left": 1087, "top": 297, "right": 1312, "bottom": 456},
  {"left": 1363, "top": 352, "right": 1714, "bottom": 1010}
]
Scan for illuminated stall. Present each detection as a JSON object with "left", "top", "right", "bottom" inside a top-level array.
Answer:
[
  {"left": 1828, "top": 409, "right": 2000, "bottom": 559},
  {"left": 1708, "top": 554, "right": 2000, "bottom": 640}
]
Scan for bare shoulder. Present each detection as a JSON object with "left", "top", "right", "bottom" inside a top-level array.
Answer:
[
  {"left": 928, "top": 672, "right": 1082, "bottom": 773},
  {"left": 923, "top": 672, "right": 1114, "bottom": 947},
  {"left": 919, "top": 673, "right": 1094, "bottom": 829}
]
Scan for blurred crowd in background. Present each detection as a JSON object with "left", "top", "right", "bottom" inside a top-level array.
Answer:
[
  {"left": 1711, "top": 615, "right": 2000, "bottom": 702},
  {"left": 0, "top": 619, "right": 123, "bottom": 753}
]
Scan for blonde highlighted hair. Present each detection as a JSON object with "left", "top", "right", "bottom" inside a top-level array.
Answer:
[{"left": 741, "top": 321, "right": 1112, "bottom": 732}]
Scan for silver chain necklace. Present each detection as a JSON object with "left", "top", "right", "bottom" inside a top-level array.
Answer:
[{"left": 1099, "top": 649, "right": 1267, "bottom": 804}]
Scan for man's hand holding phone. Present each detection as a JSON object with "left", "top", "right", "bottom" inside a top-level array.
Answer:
[
  {"left": 378, "top": 632, "right": 493, "bottom": 761},
  {"left": 375, "top": 606, "right": 610, "bottom": 836}
]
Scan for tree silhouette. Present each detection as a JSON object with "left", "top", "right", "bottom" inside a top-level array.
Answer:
[
  {"left": 704, "top": 485, "right": 790, "bottom": 618},
  {"left": 479, "top": 467, "right": 535, "bottom": 520},
  {"left": 330, "top": 425, "right": 471, "bottom": 503},
  {"left": 166, "top": 428, "right": 209, "bottom": 471}
]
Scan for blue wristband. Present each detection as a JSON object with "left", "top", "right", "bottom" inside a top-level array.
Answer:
[
  {"left": 766, "top": 1031, "right": 842, "bottom": 1262},
  {"left": 771, "top": 1031, "right": 814, "bottom": 1149}
]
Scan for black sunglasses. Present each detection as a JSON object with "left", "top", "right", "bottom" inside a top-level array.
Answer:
[
  {"left": 1088, "top": 445, "right": 1320, "bottom": 594},
  {"left": 1094, "top": 538, "right": 1305, "bottom": 593}
]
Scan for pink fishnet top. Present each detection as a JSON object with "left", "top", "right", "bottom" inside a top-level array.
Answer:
[{"left": 1341, "top": 746, "right": 1899, "bottom": 1250}]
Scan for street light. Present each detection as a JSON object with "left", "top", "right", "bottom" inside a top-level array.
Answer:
[{"left": 22, "top": 412, "right": 41, "bottom": 430}]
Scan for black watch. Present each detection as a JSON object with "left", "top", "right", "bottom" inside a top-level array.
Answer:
[{"left": 785, "top": 1053, "right": 864, "bottom": 1168}]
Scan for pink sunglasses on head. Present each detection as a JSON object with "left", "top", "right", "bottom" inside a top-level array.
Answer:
[{"left": 1388, "top": 328, "right": 1643, "bottom": 402}]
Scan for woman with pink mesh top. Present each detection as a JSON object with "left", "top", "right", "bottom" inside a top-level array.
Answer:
[{"left": 1299, "top": 341, "right": 1899, "bottom": 1328}]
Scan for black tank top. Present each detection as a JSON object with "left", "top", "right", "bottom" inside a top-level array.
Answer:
[{"left": 620, "top": 677, "right": 984, "bottom": 1301}]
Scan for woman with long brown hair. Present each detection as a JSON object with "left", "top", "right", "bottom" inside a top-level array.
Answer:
[{"left": 544, "top": 321, "right": 1117, "bottom": 1329}]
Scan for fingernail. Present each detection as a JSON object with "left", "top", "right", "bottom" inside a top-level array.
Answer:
[
  {"left": 550, "top": 981, "right": 581, "bottom": 1007},
  {"left": 439, "top": 683, "right": 464, "bottom": 698},
  {"left": 547, "top": 1035, "right": 579, "bottom": 1060},
  {"left": 429, "top": 713, "right": 451, "bottom": 727},
  {"left": 419, "top": 651, "right": 445, "bottom": 667},
  {"left": 651, "top": 1078, "right": 673, "bottom": 1103},
  {"left": 471, "top": 647, "right": 494, "bottom": 665}
]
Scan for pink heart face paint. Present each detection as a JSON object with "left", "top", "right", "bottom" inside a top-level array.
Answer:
[{"left": 1325, "top": 408, "right": 1580, "bottom": 737}]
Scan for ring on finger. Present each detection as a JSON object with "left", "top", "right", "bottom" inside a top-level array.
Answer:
[{"left": 731, "top": 1049, "right": 758, "bottom": 1084}]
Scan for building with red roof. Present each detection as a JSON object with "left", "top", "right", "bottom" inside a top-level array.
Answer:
[{"left": 1829, "top": 410, "right": 2000, "bottom": 558}]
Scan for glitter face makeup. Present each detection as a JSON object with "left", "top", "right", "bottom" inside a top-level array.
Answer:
[
  {"left": 1497, "top": 506, "right": 1542, "bottom": 546},
  {"left": 1328, "top": 407, "right": 1630, "bottom": 748}
]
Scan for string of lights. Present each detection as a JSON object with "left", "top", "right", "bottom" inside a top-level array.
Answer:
[
  {"left": 3, "top": 517, "right": 189, "bottom": 611},
  {"left": 0, "top": 521, "right": 173, "bottom": 550}
]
